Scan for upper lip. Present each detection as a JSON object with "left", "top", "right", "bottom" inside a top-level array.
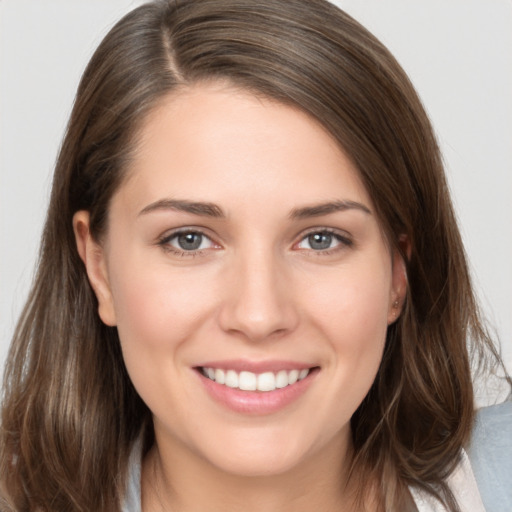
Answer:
[{"left": 195, "top": 359, "right": 317, "bottom": 373}]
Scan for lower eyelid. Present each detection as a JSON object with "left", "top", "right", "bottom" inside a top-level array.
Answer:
[{"left": 159, "top": 242, "right": 211, "bottom": 258}]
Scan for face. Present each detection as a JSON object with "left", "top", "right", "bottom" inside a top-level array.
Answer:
[{"left": 75, "top": 83, "right": 406, "bottom": 478}]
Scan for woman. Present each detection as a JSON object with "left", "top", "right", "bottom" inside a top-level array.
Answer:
[{"left": 1, "top": 1, "right": 510, "bottom": 511}]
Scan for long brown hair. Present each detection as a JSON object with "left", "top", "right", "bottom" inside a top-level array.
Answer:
[{"left": 1, "top": 1, "right": 508, "bottom": 510}]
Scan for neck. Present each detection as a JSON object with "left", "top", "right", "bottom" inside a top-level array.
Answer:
[{"left": 141, "top": 430, "right": 373, "bottom": 512}]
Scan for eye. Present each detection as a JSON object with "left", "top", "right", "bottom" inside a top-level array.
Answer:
[
  {"left": 159, "top": 230, "right": 217, "bottom": 254},
  {"left": 172, "top": 232, "right": 209, "bottom": 251},
  {"left": 296, "top": 230, "right": 352, "bottom": 252}
]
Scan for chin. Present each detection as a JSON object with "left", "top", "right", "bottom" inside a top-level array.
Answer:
[
  {"left": 207, "top": 449, "right": 306, "bottom": 478},
  {"left": 194, "top": 427, "right": 326, "bottom": 478}
]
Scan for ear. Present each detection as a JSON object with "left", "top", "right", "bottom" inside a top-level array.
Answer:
[
  {"left": 73, "top": 211, "right": 117, "bottom": 326},
  {"left": 387, "top": 235, "right": 409, "bottom": 324}
]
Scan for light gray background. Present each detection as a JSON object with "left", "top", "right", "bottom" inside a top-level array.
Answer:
[{"left": 1, "top": 1, "right": 511, "bottom": 381}]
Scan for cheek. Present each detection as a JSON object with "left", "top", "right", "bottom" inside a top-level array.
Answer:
[
  {"left": 302, "top": 259, "right": 391, "bottom": 386},
  {"left": 106, "top": 259, "right": 223, "bottom": 426},
  {"left": 106, "top": 253, "right": 219, "bottom": 387},
  {"left": 306, "top": 260, "right": 391, "bottom": 337},
  {"left": 110, "top": 254, "right": 211, "bottom": 337}
]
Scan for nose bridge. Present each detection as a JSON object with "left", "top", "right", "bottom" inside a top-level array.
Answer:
[{"left": 219, "top": 243, "right": 298, "bottom": 341}]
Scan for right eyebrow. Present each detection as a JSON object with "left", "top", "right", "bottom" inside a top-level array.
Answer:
[{"left": 138, "top": 199, "right": 225, "bottom": 218}]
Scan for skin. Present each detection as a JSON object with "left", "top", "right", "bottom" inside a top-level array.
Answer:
[{"left": 74, "top": 83, "right": 407, "bottom": 511}]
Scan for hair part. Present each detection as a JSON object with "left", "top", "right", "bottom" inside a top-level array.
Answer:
[{"left": 1, "top": 1, "right": 509, "bottom": 510}]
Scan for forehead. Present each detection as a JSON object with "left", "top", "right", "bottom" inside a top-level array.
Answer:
[{"left": 115, "top": 83, "right": 372, "bottom": 216}]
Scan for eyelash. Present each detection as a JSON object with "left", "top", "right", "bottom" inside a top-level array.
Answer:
[
  {"left": 156, "top": 227, "right": 353, "bottom": 257},
  {"left": 295, "top": 228, "right": 353, "bottom": 255}
]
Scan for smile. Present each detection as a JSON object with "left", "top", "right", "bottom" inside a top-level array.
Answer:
[{"left": 200, "top": 367, "right": 310, "bottom": 392}]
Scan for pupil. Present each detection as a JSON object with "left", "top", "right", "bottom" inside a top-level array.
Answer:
[
  {"left": 178, "top": 233, "right": 202, "bottom": 250},
  {"left": 309, "top": 233, "right": 332, "bottom": 250}
]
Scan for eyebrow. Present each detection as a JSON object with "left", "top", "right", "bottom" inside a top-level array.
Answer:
[
  {"left": 138, "top": 199, "right": 225, "bottom": 218},
  {"left": 138, "top": 198, "right": 371, "bottom": 220},
  {"left": 289, "top": 200, "right": 371, "bottom": 219}
]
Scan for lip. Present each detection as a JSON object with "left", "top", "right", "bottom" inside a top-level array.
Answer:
[
  {"left": 194, "top": 360, "right": 319, "bottom": 415},
  {"left": 196, "top": 359, "right": 314, "bottom": 373}
]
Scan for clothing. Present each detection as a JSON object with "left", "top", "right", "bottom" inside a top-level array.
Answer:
[
  {"left": 122, "top": 401, "right": 512, "bottom": 512},
  {"left": 410, "top": 449, "right": 486, "bottom": 512},
  {"left": 123, "top": 439, "right": 142, "bottom": 512},
  {"left": 467, "top": 400, "right": 512, "bottom": 511}
]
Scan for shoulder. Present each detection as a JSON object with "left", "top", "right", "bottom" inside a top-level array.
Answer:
[{"left": 467, "top": 400, "right": 512, "bottom": 512}]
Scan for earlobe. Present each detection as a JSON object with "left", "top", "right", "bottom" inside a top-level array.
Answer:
[{"left": 73, "top": 211, "right": 117, "bottom": 326}]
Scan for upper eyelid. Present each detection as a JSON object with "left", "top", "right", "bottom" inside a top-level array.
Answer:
[
  {"left": 300, "top": 226, "right": 347, "bottom": 234},
  {"left": 296, "top": 226, "right": 352, "bottom": 240},
  {"left": 158, "top": 226, "right": 215, "bottom": 241}
]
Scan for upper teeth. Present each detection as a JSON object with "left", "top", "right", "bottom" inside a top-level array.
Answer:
[{"left": 202, "top": 367, "right": 310, "bottom": 392}]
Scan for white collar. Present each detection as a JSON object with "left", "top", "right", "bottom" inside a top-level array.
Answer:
[{"left": 410, "top": 449, "right": 486, "bottom": 512}]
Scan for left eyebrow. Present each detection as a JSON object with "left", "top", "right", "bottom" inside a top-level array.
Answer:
[{"left": 289, "top": 200, "right": 372, "bottom": 219}]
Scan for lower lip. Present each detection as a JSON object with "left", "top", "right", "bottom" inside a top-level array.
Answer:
[{"left": 196, "top": 368, "right": 318, "bottom": 415}]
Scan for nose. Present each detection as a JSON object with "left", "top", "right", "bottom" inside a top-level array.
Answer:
[{"left": 218, "top": 248, "right": 299, "bottom": 342}]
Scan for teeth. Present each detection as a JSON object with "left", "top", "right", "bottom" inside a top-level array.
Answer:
[
  {"left": 275, "top": 370, "right": 288, "bottom": 389},
  {"left": 214, "top": 368, "right": 225, "bottom": 384},
  {"left": 288, "top": 369, "right": 299, "bottom": 385},
  {"left": 257, "top": 372, "right": 275, "bottom": 391},
  {"left": 202, "top": 367, "right": 311, "bottom": 392},
  {"left": 225, "top": 370, "right": 238, "bottom": 388},
  {"left": 239, "top": 371, "right": 257, "bottom": 391}
]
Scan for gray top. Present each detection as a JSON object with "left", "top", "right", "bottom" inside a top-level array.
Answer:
[
  {"left": 122, "top": 401, "right": 512, "bottom": 512},
  {"left": 467, "top": 400, "right": 512, "bottom": 511}
]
